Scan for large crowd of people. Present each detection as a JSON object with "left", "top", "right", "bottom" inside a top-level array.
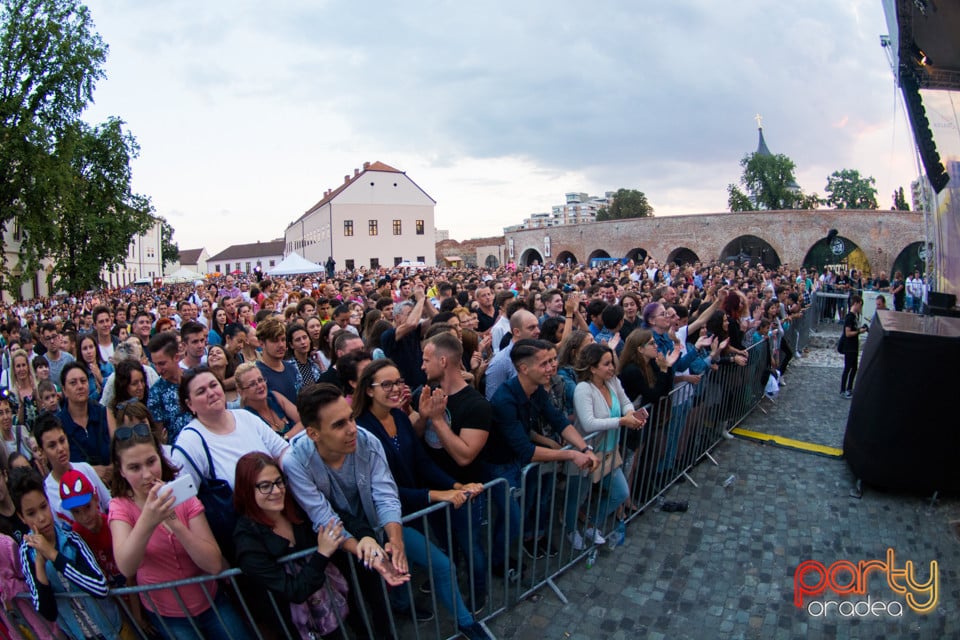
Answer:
[{"left": 0, "top": 255, "right": 840, "bottom": 639}]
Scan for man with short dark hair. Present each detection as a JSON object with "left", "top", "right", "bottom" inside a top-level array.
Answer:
[
  {"left": 40, "top": 322, "right": 74, "bottom": 384},
  {"left": 146, "top": 332, "right": 192, "bottom": 443},
  {"left": 316, "top": 332, "right": 364, "bottom": 390},
  {"left": 92, "top": 305, "right": 119, "bottom": 363},
  {"left": 483, "top": 339, "right": 598, "bottom": 567},
  {"left": 284, "top": 383, "right": 408, "bottom": 640},
  {"left": 179, "top": 321, "right": 207, "bottom": 370},
  {"left": 131, "top": 311, "right": 153, "bottom": 362}
]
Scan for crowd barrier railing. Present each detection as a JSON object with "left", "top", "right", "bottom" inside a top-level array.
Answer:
[{"left": 11, "top": 333, "right": 791, "bottom": 640}]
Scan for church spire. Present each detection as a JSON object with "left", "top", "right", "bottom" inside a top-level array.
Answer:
[{"left": 755, "top": 113, "right": 772, "bottom": 156}]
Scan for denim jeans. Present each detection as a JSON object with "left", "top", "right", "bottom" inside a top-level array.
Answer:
[
  {"left": 658, "top": 399, "right": 690, "bottom": 472},
  {"left": 564, "top": 467, "right": 629, "bottom": 532},
  {"left": 391, "top": 527, "right": 475, "bottom": 628},
  {"left": 430, "top": 492, "right": 487, "bottom": 601},
  {"left": 147, "top": 590, "right": 249, "bottom": 640}
]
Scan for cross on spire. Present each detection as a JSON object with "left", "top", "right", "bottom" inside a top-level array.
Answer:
[{"left": 754, "top": 113, "right": 763, "bottom": 129}]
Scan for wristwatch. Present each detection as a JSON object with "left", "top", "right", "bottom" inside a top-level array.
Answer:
[{"left": 580, "top": 445, "right": 594, "bottom": 453}]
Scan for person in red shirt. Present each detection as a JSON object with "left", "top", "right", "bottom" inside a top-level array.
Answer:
[{"left": 58, "top": 469, "right": 122, "bottom": 585}]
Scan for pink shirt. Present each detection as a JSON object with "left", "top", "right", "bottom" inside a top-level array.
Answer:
[{"left": 108, "top": 496, "right": 217, "bottom": 617}]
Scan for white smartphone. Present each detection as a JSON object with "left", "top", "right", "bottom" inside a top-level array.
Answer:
[{"left": 162, "top": 475, "right": 198, "bottom": 507}]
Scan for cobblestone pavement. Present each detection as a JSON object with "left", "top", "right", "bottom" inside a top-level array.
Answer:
[{"left": 487, "top": 329, "right": 960, "bottom": 640}]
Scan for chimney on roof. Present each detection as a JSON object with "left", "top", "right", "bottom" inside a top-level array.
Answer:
[
  {"left": 354, "top": 168, "right": 359, "bottom": 177},
  {"left": 363, "top": 161, "right": 370, "bottom": 170},
  {"left": 344, "top": 175, "right": 350, "bottom": 184}
]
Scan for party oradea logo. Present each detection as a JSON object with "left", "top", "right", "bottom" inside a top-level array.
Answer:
[{"left": 794, "top": 548, "right": 938, "bottom": 617}]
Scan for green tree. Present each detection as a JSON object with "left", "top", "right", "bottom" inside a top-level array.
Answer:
[
  {"left": 892, "top": 186, "right": 910, "bottom": 211},
  {"left": 158, "top": 216, "right": 179, "bottom": 268},
  {"left": 823, "top": 169, "right": 878, "bottom": 209},
  {"left": 44, "top": 118, "right": 153, "bottom": 294},
  {"left": 727, "top": 152, "right": 811, "bottom": 211},
  {"left": 0, "top": 0, "right": 108, "bottom": 294},
  {"left": 596, "top": 188, "right": 654, "bottom": 221}
]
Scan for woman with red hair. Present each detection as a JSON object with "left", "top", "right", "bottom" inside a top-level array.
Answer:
[{"left": 233, "top": 452, "right": 349, "bottom": 639}]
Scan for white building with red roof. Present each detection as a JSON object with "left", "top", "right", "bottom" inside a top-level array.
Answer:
[{"left": 284, "top": 161, "right": 436, "bottom": 271}]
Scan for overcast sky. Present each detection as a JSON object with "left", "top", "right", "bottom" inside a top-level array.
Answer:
[{"left": 81, "top": 0, "right": 918, "bottom": 256}]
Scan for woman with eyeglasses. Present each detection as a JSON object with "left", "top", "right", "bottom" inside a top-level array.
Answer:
[
  {"left": 235, "top": 362, "right": 303, "bottom": 441},
  {"left": 108, "top": 420, "right": 248, "bottom": 640},
  {"left": 352, "top": 360, "right": 487, "bottom": 639},
  {"left": 233, "top": 452, "right": 349, "bottom": 639}
]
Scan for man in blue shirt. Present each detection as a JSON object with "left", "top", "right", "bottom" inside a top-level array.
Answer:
[
  {"left": 483, "top": 339, "right": 598, "bottom": 568},
  {"left": 255, "top": 317, "right": 301, "bottom": 405},
  {"left": 483, "top": 309, "right": 541, "bottom": 401}
]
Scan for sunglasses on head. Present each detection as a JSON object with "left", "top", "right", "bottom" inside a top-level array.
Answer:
[{"left": 115, "top": 423, "right": 152, "bottom": 441}]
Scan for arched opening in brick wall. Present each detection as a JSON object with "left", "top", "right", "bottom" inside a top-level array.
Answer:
[
  {"left": 720, "top": 235, "right": 781, "bottom": 269},
  {"left": 667, "top": 247, "right": 700, "bottom": 266},
  {"left": 588, "top": 249, "right": 612, "bottom": 268},
  {"left": 485, "top": 254, "right": 500, "bottom": 269},
  {"left": 556, "top": 250, "right": 578, "bottom": 265},
  {"left": 802, "top": 236, "right": 872, "bottom": 277},
  {"left": 626, "top": 247, "right": 648, "bottom": 263},
  {"left": 520, "top": 248, "right": 544, "bottom": 266},
  {"left": 891, "top": 241, "right": 927, "bottom": 279}
]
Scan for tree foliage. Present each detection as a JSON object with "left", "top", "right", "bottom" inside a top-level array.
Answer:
[
  {"left": 727, "top": 152, "right": 816, "bottom": 211},
  {"left": 43, "top": 118, "right": 153, "bottom": 293},
  {"left": 158, "top": 216, "right": 179, "bottom": 268},
  {"left": 0, "top": 0, "right": 153, "bottom": 296},
  {"left": 596, "top": 188, "right": 654, "bottom": 221},
  {"left": 892, "top": 186, "right": 910, "bottom": 211},
  {"left": 823, "top": 169, "right": 878, "bottom": 209}
]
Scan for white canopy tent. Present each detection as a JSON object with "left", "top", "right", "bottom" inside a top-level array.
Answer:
[
  {"left": 267, "top": 252, "right": 323, "bottom": 276},
  {"left": 163, "top": 267, "right": 206, "bottom": 284}
]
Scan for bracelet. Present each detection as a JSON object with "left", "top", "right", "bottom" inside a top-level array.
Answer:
[
  {"left": 565, "top": 316, "right": 574, "bottom": 319},
  {"left": 580, "top": 445, "right": 593, "bottom": 453}
]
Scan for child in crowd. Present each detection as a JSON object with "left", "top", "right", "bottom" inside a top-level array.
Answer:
[
  {"left": 11, "top": 466, "right": 123, "bottom": 639},
  {"left": 33, "top": 413, "right": 111, "bottom": 526}
]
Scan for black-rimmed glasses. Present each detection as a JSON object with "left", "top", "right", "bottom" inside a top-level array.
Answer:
[
  {"left": 255, "top": 478, "right": 285, "bottom": 495},
  {"left": 371, "top": 379, "right": 405, "bottom": 392}
]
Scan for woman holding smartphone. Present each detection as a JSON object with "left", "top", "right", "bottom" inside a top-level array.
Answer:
[{"left": 108, "top": 422, "right": 247, "bottom": 639}]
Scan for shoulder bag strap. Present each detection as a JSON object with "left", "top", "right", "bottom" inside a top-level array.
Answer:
[{"left": 172, "top": 426, "right": 219, "bottom": 481}]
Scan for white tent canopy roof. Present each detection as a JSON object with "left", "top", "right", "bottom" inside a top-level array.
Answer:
[
  {"left": 268, "top": 252, "right": 323, "bottom": 276},
  {"left": 163, "top": 267, "right": 206, "bottom": 283}
]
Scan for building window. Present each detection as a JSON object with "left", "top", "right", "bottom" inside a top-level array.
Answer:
[
  {"left": 245, "top": 262, "right": 251, "bottom": 273},
  {"left": 392, "top": 219, "right": 402, "bottom": 235},
  {"left": 416, "top": 220, "right": 424, "bottom": 235},
  {"left": 345, "top": 259, "right": 355, "bottom": 271},
  {"left": 344, "top": 220, "right": 353, "bottom": 236},
  {"left": 370, "top": 258, "right": 380, "bottom": 269},
  {"left": 236, "top": 263, "right": 241, "bottom": 272},
  {"left": 269, "top": 260, "right": 275, "bottom": 267},
  {"left": 368, "top": 220, "right": 378, "bottom": 236},
  {"left": 417, "top": 256, "right": 425, "bottom": 263},
  {"left": 215, "top": 264, "right": 221, "bottom": 273},
  {"left": 394, "top": 257, "right": 402, "bottom": 266}
]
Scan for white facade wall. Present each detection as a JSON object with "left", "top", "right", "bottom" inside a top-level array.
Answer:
[
  {"left": 286, "top": 168, "right": 436, "bottom": 270},
  {"left": 101, "top": 219, "right": 164, "bottom": 287},
  {"left": 207, "top": 252, "right": 284, "bottom": 275}
]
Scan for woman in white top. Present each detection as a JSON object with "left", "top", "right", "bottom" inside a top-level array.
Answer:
[
  {"left": 170, "top": 368, "right": 290, "bottom": 491},
  {"left": 567, "top": 344, "right": 645, "bottom": 550}
]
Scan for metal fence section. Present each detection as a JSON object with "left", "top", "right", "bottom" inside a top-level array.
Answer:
[{"left": 8, "top": 308, "right": 813, "bottom": 640}]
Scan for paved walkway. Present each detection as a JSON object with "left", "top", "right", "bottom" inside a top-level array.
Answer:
[{"left": 488, "top": 329, "right": 959, "bottom": 640}]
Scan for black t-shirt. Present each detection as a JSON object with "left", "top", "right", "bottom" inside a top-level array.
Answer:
[
  {"left": 843, "top": 312, "right": 860, "bottom": 353},
  {"left": 381, "top": 327, "right": 426, "bottom": 388},
  {"left": 477, "top": 309, "right": 497, "bottom": 333},
  {"left": 0, "top": 509, "right": 30, "bottom": 541},
  {"left": 416, "top": 384, "right": 491, "bottom": 483}
]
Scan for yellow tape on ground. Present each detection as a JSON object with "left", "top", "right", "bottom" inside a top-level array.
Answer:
[{"left": 729, "top": 427, "right": 844, "bottom": 458}]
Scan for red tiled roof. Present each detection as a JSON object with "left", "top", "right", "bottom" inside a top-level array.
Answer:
[
  {"left": 208, "top": 239, "right": 285, "bottom": 262},
  {"left": 177, "top": 248, "right": 204, "bottom": 265},
  {"left": 289, "top": 161, "right": 429, "bottom": 229}
]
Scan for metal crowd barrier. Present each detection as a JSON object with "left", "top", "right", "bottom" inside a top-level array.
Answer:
[
  {"left": 9, "top": 328, "right": 796, "bottom": 640},
  {"left": 811, "top": 290, "right": 850, "bottom": 327}
]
